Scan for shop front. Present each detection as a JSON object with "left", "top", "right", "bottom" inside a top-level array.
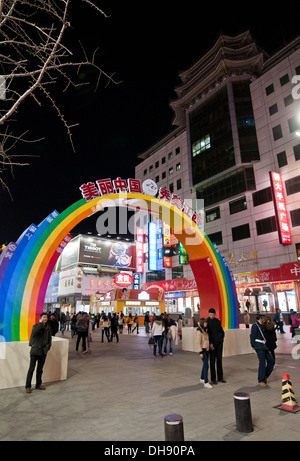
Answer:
[
  {"left": 90, "top": 288, "right": 164, "bottom": 324},
  {"left": 234, "top": 261, "right": 300, "bottom": 314}
]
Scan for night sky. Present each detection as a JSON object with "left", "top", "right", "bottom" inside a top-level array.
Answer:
[{"left": 0, "top": 2, "right": 299, "bottom": 245}]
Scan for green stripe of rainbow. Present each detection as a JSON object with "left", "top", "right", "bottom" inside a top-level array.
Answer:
[{"left": 0, "top": 194, "right": 238, "bottom": 342}]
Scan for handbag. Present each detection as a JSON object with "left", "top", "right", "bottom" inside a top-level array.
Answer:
[{"left": 148, "top": 336, "right": 156, "bottom": 345}]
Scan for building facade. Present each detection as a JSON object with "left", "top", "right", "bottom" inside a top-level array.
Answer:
[{"left": 135, "top": 31, "right": 300, "bottom": 315}]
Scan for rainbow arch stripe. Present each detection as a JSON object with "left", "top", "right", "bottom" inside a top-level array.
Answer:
[{"left": 0, "top": 193, "right": 239, "bottom": 342}]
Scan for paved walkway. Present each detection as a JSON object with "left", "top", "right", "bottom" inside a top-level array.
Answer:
[{"left": 0, "top": 325, "right": 299, "bottom": 443}]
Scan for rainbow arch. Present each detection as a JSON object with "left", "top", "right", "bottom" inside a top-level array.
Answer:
[{"left": 0, "top": 193, "right": 239, "bottom": 342}]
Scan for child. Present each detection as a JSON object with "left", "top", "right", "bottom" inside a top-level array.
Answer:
[{"left": 196, "top": 318, "right": 212, "bottom": 389}]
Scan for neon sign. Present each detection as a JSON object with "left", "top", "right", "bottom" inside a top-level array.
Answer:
[
  {"left": 114, "top": 273, "right": 133, "bottom": 287},
  {"left": 148, "top": 222, "right": 157, "bottom": 271},
  {"left": 269, "top": 171, "right": 292, "bottom": 245},
  {"left": 136, "top": 228, "right": 144, "bottom": 273}
]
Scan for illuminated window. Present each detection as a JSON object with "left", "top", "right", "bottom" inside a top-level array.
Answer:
[{"left": 192, "top": 134, "right": 211, "bottom": 157}]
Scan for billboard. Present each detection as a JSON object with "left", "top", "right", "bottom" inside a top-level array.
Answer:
[{"left": 77, "top": 235, "right": 135, "bottom": 269}]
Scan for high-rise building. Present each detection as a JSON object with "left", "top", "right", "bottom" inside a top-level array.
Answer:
[{"left": 135, "top": 31, "right": 300, "bottom": 315}]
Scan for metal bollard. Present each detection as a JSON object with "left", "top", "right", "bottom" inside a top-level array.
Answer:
[
  {"left": 234, "top": 392, "right": 253, "bottom": 433},
  {"left": 164, "top": 414, "right": 184, "bottom": 441}
]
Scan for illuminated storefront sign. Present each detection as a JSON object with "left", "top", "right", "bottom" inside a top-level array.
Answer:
[
  {"left": 148, "top": 222, "right": 157, "bottom": 271},
  {"left": 163, "top": 222, "right": 172, "bottom": 268},
  {"left": 179, "top": 243, "right": 189, "bottom": 265},
  {"left": 114, "top": 273, "right": 133, "bottom": 288},
  {"left": 269, "top": 171, "right": 292, "bottom": 245},
  {"left": 136, "top": 228, "right": 144, "bottom": 273}
]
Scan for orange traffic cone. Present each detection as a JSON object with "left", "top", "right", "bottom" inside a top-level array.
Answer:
[{"left": 281, "top": 373, "right": 299, "bottom": 412}]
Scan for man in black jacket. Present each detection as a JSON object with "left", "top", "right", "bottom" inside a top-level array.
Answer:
[
  {"left": 207, "top": 308, "right": 226, "bottom": 384},
  {"left": 25, "top": 313, "right": 52, "bottom": 393},
  {"left": 250, "top": 314, "right": 274, "bottom": 386}
]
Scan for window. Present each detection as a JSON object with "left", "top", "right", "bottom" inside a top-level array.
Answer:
[
  {"left": 176, "top": 147, "right": 180, "bottom": 155},
  {"left": 280, "top": 74, "right": 289, "bottom": 86},
  {"left": 207, "top": 231, "right": 223, "bottom": 246},
  {"left": 176, "top": 163, "right": 181, "bottom": 171},
  {"left": 265, "top": 84, "right": 274, "bottom": 96},
  {"left": 192, "top": 134, "right": 211, "bottom": 157},
  {"left": 252, "top": 187, "right": 272, "bottom": 207},
  {"left": 256, "top": 216, "right": 277, "bottom": 236},
  {"left": 162, "top": 157, "right": 166, "bottom": 164},
  {"left": 149, "top": 165, "right": 153, "bottom": 172},
  {"left": 277, "top": 151, "right": 287, "bottom": 168},
  {"left": 206, "top": 207, "right": 220, "bottom": 223},
  {"left": 286, "top": 176, "right": 300, "bottom": 195},
  {"left": 143, "top": 169, "right": 147, "bottom": 176},
  {"left": 232, "top": 223, "right": 250, "bottom": 242},
  {"left": 294, "top": 144, "right": 300, "bottom": 161},
  {"left": 229, "top": 196, "right": 247, "bottom": 214},
  {"left": 155, "top": 175, "right": 159, "bottom": 183},
  {"left": 284, "top": 94, "right": 294, "bottom": 107},
  {"left": 288, "top": 116, "right": 300, "bottom": 133},
  {"left": 168, "top": 152, "right": 173, "bottom": 160},
  {"left": 155, "top": 161, "right": 159, "bottom": 168},
  {"left": 176, "top": 178, "right": 182, "bottom": 190},
  {"left": 162, "top": 171, "right": 166, "bottom": 179},
  {"left": 269, "top": 104, "right": 278, "bottom": 116},
  {"left": 169, "top": 167, "right": 173, "bottom": 175},
  {"left": 272, "top": 125, "right": 283, "bottom": 141},
  {"left": 198, "top": 166, "right": 256, "bottom": 207},
  {"left": 169, "top": 183, "right": 174, "bottom": 193},
  {"left": 290, "top": 209, "right": 300, "bottom": 227},
  {"left": 172, "top": 266, "right": 183, "bottom": 279}
]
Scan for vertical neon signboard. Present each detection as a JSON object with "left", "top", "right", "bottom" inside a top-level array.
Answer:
[
  {"left": 136, "top": 227, "right": 144, "bottom": 273},
  {"left": 163, "top": 222, "right": 172, "bottom": 268},
  {"left": 269, "top": 171, "right": 292, "bottom": 245},
  {"left": 148, "top": 222, "right": 157, "bottom": 270}
]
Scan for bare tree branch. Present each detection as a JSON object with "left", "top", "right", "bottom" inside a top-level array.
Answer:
[{"left": 0, "top": 0, "right": 120, "bottom": 191}]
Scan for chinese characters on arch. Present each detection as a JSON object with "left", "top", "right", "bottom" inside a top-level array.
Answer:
[{"left": 79, "top": 177, "right": 202, "bottom": 227}]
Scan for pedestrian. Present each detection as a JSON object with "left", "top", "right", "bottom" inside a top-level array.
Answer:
[
  {"left": 151, "top": 315, "right": 165, "bottom": 358},
  {"left": 65, "top": 311, "right": 70, "bottom": 331},
  {"left": 127, "top": 313, "right": 133, "bottom": 334},
  {"left": 206, "top": 308, "right": 226, "bottom": 384},
  {"left": 197, "top": 318, "right": 212, "bottom": 389},
  {"left": 70, "top": 314, "right": 77, "bottom": 338},
  {"left": 163, "top": 314, "right": 176, "bottom": 355},
  {"left": 118, "top": 312, "right": 125, "bottom": 333},
  {"left": 263, "top": 315, "right": 277, "bottom": 366},
  {"left": 288, "top": 309, "right": 296, "bottom": 339},
  {"left": 291, "top": 310, "right": 300, "bottom": 342},
  {"left": 144, "top": 311, "right": 150, "bottom": 334},
  {"left": 25, "top": 312, "right": 52, "bottom": 393},
  {"left": 47, "top": 313, "right": 59, "bottom": 336},
  {"left": 101, "top": 314, "right": 110, "bottom": 342},
  {"left": 110, "top": 313, "right": 119, "bottom": 342},
  {"left": 60, "top": 311, "right": 66, "bottom": 335},
  {"left": 250, "top": 314, "right": 274, "bottom": 386},
  {"left": 274, "top": 308, "right": 285, "bottom": 334},
  {"left": 76, "top": 312, "right": 89, "bottom": 354},
  {"left": 244, "top": 310, "right": 250, "bottom": 328},
  {"left": 132, "top": 314, "right": 139, "bottom": 334},
  {"left": 86, "top": 314, "right": 93, "bottom": 352},
  {"left": 177, "top": 315, "right": 183, "bottom": 340}
]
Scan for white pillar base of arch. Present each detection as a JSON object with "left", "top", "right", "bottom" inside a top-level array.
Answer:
[
  {"left": 182, "top": 327, "right": 254, "bottom": 356},
  {"left": 0, "top": 337, "right": 69, "bottom": 390}
]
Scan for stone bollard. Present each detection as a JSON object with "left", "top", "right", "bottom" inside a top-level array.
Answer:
[
  {"left": 164, "top": 414, "right": 184, "bottom": 441},
  {"left": 233, "top": 392, "right": 253, "bottom": 433}
]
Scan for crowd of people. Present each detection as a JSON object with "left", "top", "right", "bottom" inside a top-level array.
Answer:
[{"left": 25, "top": 306, "right": 300, "bottom": 395}]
